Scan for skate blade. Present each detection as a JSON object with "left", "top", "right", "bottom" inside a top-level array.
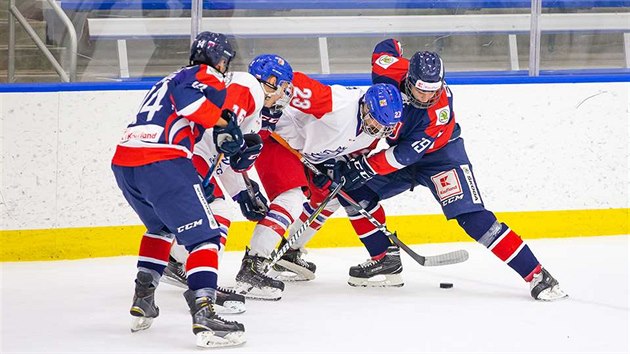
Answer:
[
  {"left": 130, "top": 316, "right": 153, "bottom": 332},
  {"left": 271, "top": 260, "right": 316, "bottom": 281},
  {"left": 196, "top": 330, "right": 246, "bottom": 348},
  {"left": 160, "top": 275, "right": 187, "bottom": 289},
  {"left": 233, "top": 282, "right": 283, "bottom": 301},
  {"left": 347, "top": 274, "right": 404, "bottom": 288},
  {"left": 535, "top": 285, "right": 569, "bottom": 301},
  {"left": 214, "top": 301, "right": 246, "bottom": 315}
]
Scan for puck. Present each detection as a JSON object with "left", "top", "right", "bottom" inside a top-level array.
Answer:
[{"left": 439, "top": 282, "right": 453, "bottom": 289}]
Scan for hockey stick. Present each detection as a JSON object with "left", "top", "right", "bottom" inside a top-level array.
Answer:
[
  {"left": 269, "top": 132, "right": 469, "bottom": 267},
  {"left": 203, "top": 152, "right": 224, "bottom": 188},
  {"left": 262, "top": 178, "right": 345, "bottom": 274},
  {"left": 241, "top": 171, "right": 270, "bottom": 215}
]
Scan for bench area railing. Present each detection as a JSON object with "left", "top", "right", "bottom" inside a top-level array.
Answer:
[
  {"left": 86, "top": 12, "right": 630, "bottom": 78},
  {"left": 59, "top": 0, "right": 630, "bottom": 11}
]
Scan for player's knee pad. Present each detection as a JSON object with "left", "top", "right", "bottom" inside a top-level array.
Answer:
[
  {"left": 271, "top": 187, "right": 306, "bottom": 221},
  {"left": 455, "top": 210, "right": 498, "bottom": 241}
]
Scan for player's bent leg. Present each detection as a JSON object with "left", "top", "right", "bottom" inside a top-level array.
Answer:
[
  {"left": 183, "top": 240, "right": 246, "bottom": 347},
  {"left": 456, "top": 210, "right": 568, "bottom": 301},
  {"left": 340, "top": 189, "right": 401, "bottom": 287},
  {"left": 269, "top": 198, "right": 341, "bottom": 281},
  {"left": 235, "top": 188, "right": 304, "bottom": 300},
  {"left": 130, "top": 229, "right": 173, "bottom": 332}
]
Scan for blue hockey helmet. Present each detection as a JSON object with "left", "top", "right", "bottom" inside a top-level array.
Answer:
[
  {"left": 248, "top": 54, "right": 294, "bottom": 89},
  {"left": 361, "top": 83, "right": 403, "bottom": 138},
  {"left": 189, "top": 31, "right": 235, "bottom": 73},
  {"left": 405, "top": 51, "right": 444, "bottom": 108},
  {"left": 248, "top": 54, "right": 294, "bottom": 114}
]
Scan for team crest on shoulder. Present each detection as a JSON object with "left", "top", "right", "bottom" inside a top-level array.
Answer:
[
  {"left": 376, "top": 55, "right": 399, "bottom": 69},
  {"left": 435, "top": 106, "right": 451, "bottom": 125}
]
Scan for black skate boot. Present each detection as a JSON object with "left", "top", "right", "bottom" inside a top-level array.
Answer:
[
  {"left": 270, "top": 239, "right": 317, "bottom": 281},
  {"left": 234, "top": 247, "right": 285, "bottom": 301},
  {"left": 162, "top": 256, "right": 187, "bottom": 288},
  {"left": 215, "top": 286, "right": 246, "bottom": 314},
  {"left": 130, "top": 271, "right": 159, "bottom": 332},
  {"left": 183, "top": 290, "right": 246, "bottom": 348},
  {"left": 530, "top": 268, "right": 568, "bottom": 301},
  {"left": 348, "top": 245, "right": 404, "bottom": 287},
  {"left": 162, "top": 256, "right": 246, "bottom": 314}
]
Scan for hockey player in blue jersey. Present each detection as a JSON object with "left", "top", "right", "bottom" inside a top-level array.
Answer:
[
  {"left": 327, "top": 39, "right": 567, "bottom": 301},
  {"left": 112, "top": 31, "right": 256, "bottom": 347}
]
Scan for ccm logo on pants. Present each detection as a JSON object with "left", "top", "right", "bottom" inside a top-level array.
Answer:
[{"left": 178, "top": 219, "right": 203, "bottom": 233}]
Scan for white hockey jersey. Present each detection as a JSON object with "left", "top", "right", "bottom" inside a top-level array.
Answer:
[
  {"left": 193, "top": 71, "right": 265, "bottom": 197},
  {"left": 275, "top": 72, "right": 378, "bottom": 164}
]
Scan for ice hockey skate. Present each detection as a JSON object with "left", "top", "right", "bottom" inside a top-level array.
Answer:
[
  {"left": 162, "top": 256, "right": 245, "bottom": 314},
  {"left": 234, "top": 247, "right": 285, "bottom": 300},
  {"left": 269, "top": 239, "right": 317, "bottom": 281},
  {"left": 348, "top": 245, "right": 404, "bottom": 287},
  {"left": 529, "top": 268, "right": 568, "bottom": 301},
  {"left": 184, "top": 290, "right": 246, "bottom": 348},
  {"left": 130, "top": 271, "right": 159, "bottom": 332}
]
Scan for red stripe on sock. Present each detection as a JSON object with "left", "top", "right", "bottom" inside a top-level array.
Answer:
[
  {"left": 259, "top": 218, "right": 288, "bottom": 237},
  {"left": 491, "top": 230, "right": 524, "bottom": 262},
  {"left": 186, "top": 248, "right": 218, "bottom": 272},
  {"left": 138, "top": 234, "right": 172, "bottom": 262},
  {"left": 214, "top": 215, "right": 231, "bottom": 228},
  {"left": 270, "top": 203, "right": 295, "bottom": 224},
  {"left": 524, "top": 264, "right": 543, "bottom": 282}
]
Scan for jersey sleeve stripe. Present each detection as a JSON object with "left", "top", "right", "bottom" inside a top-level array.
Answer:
[
  {"left": 176, "top": 96, "right": 206, "bottom": 117},
  {"left": 366, "top": 147, "right": 405, "bottom": 175}
]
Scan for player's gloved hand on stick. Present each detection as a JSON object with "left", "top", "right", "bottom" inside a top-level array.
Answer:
[
  {"left": 261, "top": 106, "right": 283, "bottom": 131},
  {"left": 197, "top": 175, "right": 216, "bottom": 204},
  {"left": 233, "top": 180, "right": 269, "bottom": 221},
  {"left": 229, "top": 133, "right": 263, "bottom": 172},
  {"left": 213, "top": 109, "right": 245, "bottom": 157},
  {"left": 334, "top": 155, "right": 376, "bottom": 191},
  {"left": 312, "top": 159, "right": 337, "bottom": 192}
]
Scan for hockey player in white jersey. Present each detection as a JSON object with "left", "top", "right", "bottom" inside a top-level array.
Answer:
[
  {"left": 234, "top": 77, "right": 403, "bottom": 300},
  {"left": 162, "top": 54, "right": 295, "bottom": 311}
]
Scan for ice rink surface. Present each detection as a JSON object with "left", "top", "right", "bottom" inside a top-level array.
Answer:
[{"left": 1, "top": 235, "right": 628, "bottom": 353}]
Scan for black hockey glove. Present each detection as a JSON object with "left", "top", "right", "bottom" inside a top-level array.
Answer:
[
  {"left": 261, "top": 106, "right": 283, "bottom": 131},
  {"left": 198, "top": 175, "right": 216, "bottom": 204},
  {"left": 213, "top": 109, "right": 245, "bottom": 157},
  {"left": 233, "top": 180, "right": 269, "bottom": 221},
  {"left": 229, "top": 133, "right": 263, "bottom": 172},
  {"left": 335, "top": 155, "right": 376, "bottom": 191},
  {"left": 312, "top": 159, "right": 337, "bottom": 192}
]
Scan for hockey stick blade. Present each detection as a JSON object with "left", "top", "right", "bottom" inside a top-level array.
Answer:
[{"left": 387, "top": 231, "right": 469, "bottom": 266}]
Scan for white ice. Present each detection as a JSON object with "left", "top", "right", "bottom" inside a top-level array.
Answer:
[{"left": 1, "top": 235, "right": 628, "bottom": 353}]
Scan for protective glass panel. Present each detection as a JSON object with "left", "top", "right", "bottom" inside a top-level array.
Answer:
[{"left": 2, "top": 0, "right": 628, "bottom": 82}]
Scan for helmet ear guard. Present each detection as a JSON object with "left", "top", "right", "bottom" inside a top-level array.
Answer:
[
  {"left": 405, "top": 51, "right": 444, "bottom": 109},
  {"left": 361, "top": 83, "right": 403, "bottom": 138},
  {"left": 189, "top": 31, "right": 236, "bottom": 72}
]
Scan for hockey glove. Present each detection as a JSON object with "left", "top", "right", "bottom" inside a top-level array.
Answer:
[
  {"left": 311, "top": 159, "right": 337, "bottom": 191},
  {"left": 197, "top": 175, "right": 216, "bottom": 204},
  {"left": 213, "top": 109, "right": 245, "bottom": 157},
  {"left": 229, "top": 133, "right": 263, "bottom": 172},
  {"left": 335, "top": 155, "right": 376, "bottom": 191},
  {"left": 233, "top": 180, "right": 269, "bottom": 221},
  {"left": 261, "top": 106, "right": 283, "bottom": 131}
]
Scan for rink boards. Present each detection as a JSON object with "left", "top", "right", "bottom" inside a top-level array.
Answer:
[{"left": 1, "top": 80, "right": 628, "bottom": 261}]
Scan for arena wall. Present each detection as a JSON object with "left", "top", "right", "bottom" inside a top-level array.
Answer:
[{"left": 1, "top": 82, "right": 628, "bottom": 261}]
